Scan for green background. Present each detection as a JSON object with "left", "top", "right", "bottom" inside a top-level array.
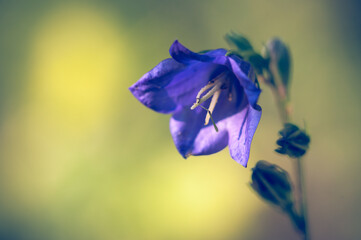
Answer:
[{"left": 0, "top": 0, "right": 360, "bottom": 239}]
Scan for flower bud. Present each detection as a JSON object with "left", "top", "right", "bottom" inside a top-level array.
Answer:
[
  {"left": 263, "top": 38, "right": 291, "bottom": 89},
  {"left": 275, "top": 123, "right": 310, "bottom": 158},
  {"left": 251, "top": 160, "right": 293, "bottom": 208}
]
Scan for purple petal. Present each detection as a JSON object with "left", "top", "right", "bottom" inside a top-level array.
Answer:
[
  {"left": 169, "top": 84, "right": 246, "bottom": 158},
  {"left": 228, "top": 57, "right": 261, "bottom": 108},
  {"left": 169, "top": 40, "right": 227, "bottom": 64},
  {"left": 228, "top": 54, "right": 253, "bottom": 76},
  {"left": 129, "top": 58, "right": 184, "bottom": 113},
  {"left": 208, "top": 55, "right": 261, "bottom": 108},
  {"left": 170, "top": 106, "right": 229, "bottom": 158},
  {"left": 165, "top": 62, "right": 225, "bottom": 107},
  {"left": 227, "top": 105, "right": 262, "bottom": 167},
  {"left": 130, "top": 57, "right": 226, "bottom": 113}
]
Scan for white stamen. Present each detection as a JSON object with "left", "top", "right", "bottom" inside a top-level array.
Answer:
[
  {"left": 190, "top": 81, "right": 223, "bottom": 110},
  {"left": 205, "top": 89, "right": 220, "bottom": 125},
  {"left": 189, "top": 72, "right": 229, "bottom": 132},
  {"left": 195, "top": 81, "right": 217, "bottom": 102}
]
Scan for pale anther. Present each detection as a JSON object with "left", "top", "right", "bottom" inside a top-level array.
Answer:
[
  {"left": 205, "top": 90, "right": 220, "bottom": 125},
  {"left": 195, "top": 81, "right": 217, "bottom": 102},
  {"left": 190, "top": 72, "right": 228, "bottom": 132},
  {"left": 190, "top": 81, "right": 223, "bottom": 110}
]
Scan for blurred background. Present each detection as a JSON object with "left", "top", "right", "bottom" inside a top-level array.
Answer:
[{"left": 0, "top": 0, "right": 360, "bottom": 239}]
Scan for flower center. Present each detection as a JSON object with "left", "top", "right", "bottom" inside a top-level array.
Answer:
[{"left": 190, "top": 72, "right": 230, "bottom": 131}]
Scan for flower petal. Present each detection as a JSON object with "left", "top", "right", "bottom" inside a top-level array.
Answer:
[
  {"left": 130, "top": 57, "right": 226, "bottom": 113},
  {"left": 165, "top": 62, "right": 225, "bottom": 107},
  {"left": 169, "top": 84, "right": 246, "bottom": 158},
  {"left": 227, "top": 104, "right": 262, "bottom": 167},
  {"left": 169, "top": 40, "right": 227, "bottom": 64},
  {"left": 208, "top": 55, "right": 261, "bottom": 108},
  {"left": 129, "top": 58, "right": 184, "bottom": 113},
  {"left": 228, "top": 57, "right": 261, "bottom": 108},
  {"left": 170, "top": 106, "right": 229, "bottom": 158}
]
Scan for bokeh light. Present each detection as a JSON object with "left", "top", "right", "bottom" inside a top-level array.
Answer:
[{"left": 0, "top": 1, "right": 360, "bottom": 239}]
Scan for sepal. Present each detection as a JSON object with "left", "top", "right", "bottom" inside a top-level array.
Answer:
[
  {"left": 225, "top": 32, "right": 268, "bottom": 74},
  {"left": 225, "top": 32, "right": 253, "bottom": 52}
]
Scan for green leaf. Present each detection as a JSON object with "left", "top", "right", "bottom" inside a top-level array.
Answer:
[{"left": 225, "top": 32, "right": 254, "bottom": 52}]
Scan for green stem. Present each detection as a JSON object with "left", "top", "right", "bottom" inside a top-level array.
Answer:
[
  {"left": 271, "top": 88, "right": 291, "bottom": 123},
  {"left": 271, "top": 87, "right": 309, "bottom": 240},
  {"left": 258, "top": 166, "right": 307, "bottom": 236},
  {"left": 285, "top": 204, "right": 305, "bottom": 234},
  {"left": 295, "top": 157, "right": 309, "bottom": 240}
]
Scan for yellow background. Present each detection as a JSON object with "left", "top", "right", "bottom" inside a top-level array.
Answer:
[{"left": 0, "top": 1, "right": 360, "bottom": 239}]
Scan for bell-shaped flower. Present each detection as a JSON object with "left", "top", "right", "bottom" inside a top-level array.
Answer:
[{"left": 129, "top": 40, "right": 262, "bottom": 167}]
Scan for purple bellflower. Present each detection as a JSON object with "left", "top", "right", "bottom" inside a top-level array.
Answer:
[{"left": 129, "top": 40, "right": 262, "bottom": 167}]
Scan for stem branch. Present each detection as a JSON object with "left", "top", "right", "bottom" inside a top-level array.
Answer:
[{"left": 271, "top": 84, "right": 309, "bottom": 240}]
